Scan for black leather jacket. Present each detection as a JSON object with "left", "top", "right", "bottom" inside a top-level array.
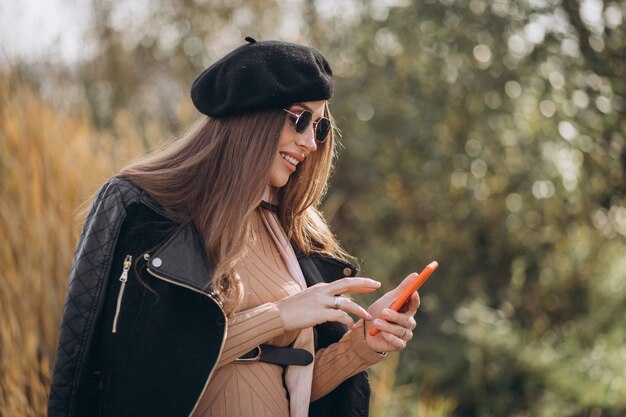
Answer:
[{"left": 48, "top": 178, "right": 371, "bottom": 417}]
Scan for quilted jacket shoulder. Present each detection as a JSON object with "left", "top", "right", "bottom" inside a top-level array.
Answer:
[{"left": 47, "top": 178, "right": 167, "bottom": 416}]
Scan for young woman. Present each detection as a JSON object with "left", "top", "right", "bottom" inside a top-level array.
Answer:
[{"left": 48, "top": 37, "right": 421, "bottom": 417}]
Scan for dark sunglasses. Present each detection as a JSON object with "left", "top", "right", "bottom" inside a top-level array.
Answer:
[{"left": 283, "top": 109, "right": 332, "bottom": 143}]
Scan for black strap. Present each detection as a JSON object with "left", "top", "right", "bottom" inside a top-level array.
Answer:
[
  {"left": 237, "top": 344, "right": 313, "bottom": 366},
  {"left": 259, "top": 201, "right": 280, "bottom": 213}
]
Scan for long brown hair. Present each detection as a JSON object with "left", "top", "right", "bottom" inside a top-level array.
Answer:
[{"left": 119, "top": 106, "right": 352, "bottom": 314}]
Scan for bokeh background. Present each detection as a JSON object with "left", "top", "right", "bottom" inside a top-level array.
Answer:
[{"left": 1, "top": 0, "right": 625, "bottom": 416}]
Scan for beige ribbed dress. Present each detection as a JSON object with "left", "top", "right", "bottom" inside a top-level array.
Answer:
[{"left": 191, "top": 207, "right": 383, "bottom": 417}]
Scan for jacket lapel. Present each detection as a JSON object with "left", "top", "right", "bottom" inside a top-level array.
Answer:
[{"left": 145, "top": 224, "right": 216, "bottom": 297}]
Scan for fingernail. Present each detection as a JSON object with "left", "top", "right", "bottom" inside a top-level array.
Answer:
[
  {"left": 382, "top": 310, "right": 392, "bottom": 319},
  {"left": 366, "top": 313, "right": 373, "bottom": 320}
]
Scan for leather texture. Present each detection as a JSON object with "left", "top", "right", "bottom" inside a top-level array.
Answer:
[
  {"left": 146, "top": 224, "right": 219, "bottom": 301},
  {"left": 48, "top": 179, "right": 149, "bottom": 416},
  {"left": 238, "top": 344, "right": 314, "bottom": 366},
  {"left": 48, "top": 178, "right": 225, "bottom": 417},
  {"left": 73, "top": 200, "right": 225, "bottom": 417}
]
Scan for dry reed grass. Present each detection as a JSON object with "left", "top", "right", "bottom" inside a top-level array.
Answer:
[{"left": 0, "top": 71, "right": 146, "bottom": 417}]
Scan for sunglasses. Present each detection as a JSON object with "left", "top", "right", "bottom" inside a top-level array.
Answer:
[{"left": 283, "top": 109, "right": 332, "bottom": 143}]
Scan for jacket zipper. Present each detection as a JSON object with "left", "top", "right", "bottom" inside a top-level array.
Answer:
[
  {"left": 112, "top": 254, "right": 132, "bottom": 333},
  {"left": 143, "top": 255, "right": 226, "bottom": 417}
]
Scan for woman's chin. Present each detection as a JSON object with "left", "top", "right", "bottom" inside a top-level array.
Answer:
[{"left": 269, "top": 175, "right": 290, "bottom": 188}]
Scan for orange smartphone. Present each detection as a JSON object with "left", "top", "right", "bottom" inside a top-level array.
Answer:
[{"left": 369, "top": 261, "right": 439, "bottom": 337}]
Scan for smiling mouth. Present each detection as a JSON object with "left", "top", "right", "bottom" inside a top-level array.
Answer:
[{"left": 280, "top": 153, "right": 300, "bottom": 167}]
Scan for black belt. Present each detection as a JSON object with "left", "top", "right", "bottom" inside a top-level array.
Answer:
[{"left": 235, "top": 344, "right": 313, "bottom": 366}]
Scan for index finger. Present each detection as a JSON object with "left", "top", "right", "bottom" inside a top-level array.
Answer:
[{"left": 328, "top": 277, "right": 381, "bottom": 295}]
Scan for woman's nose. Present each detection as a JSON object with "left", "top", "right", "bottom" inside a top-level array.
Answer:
[{"left": 296, "top": 125, "right": 317, "bottom": 152}]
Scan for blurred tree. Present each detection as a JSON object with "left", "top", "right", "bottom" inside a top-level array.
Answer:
[
  {"left": 313, "top": 0, "right": 626, "bottom": 416},
  {"left": 81, "top": 0, "right": 287, "bottom": 131}
]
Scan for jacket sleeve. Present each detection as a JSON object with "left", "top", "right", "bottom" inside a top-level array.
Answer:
[
  {"left": 48, "top": 179, "right": 142, "bottom": 417},
  {"left": 310, "top": 320, "right": 384, "bottom": 401}
]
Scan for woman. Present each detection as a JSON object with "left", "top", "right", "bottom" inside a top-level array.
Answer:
[{"left": 48, "top": 37, "right": 421, "bottom": 417}]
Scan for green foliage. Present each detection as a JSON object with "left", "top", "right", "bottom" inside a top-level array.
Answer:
[{"left": 321, "top": 1, "right": 626, "bottom": 415}]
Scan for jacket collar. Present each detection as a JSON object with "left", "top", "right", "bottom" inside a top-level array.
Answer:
[{"left": 145, "top": 223, "right": 218, "bottom": 299}]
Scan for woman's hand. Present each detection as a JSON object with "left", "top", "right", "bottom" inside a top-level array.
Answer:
[
  {"left": 275, "top": 278, "right": 381, "bottom": 331},
  {"left": 364, "top": 272, "right": 421, "bottom": 353}
]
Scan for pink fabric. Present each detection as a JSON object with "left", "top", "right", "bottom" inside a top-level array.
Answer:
[{"left": 259, "top": 209, "right": 314, "bottom": 417}]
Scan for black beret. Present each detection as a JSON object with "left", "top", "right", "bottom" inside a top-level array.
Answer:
[{"left": 191, "top": 37, "right": 334, "bottom": 117}]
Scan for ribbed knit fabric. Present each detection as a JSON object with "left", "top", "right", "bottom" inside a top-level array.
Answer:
[{"left": 191, "top": 208, "right": 384, "bottom": 417}]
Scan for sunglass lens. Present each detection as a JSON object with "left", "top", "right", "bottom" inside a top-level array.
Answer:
[
  {"left": 315, "top": 118, "right": 331, "bottom": 143},
  {"left": 295, "top": 111, "right": 312, "bottom": 133}
]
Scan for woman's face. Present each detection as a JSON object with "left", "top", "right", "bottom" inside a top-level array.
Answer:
[{"left": 268, "top": 100, "right": 327, "bottom": 188}]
